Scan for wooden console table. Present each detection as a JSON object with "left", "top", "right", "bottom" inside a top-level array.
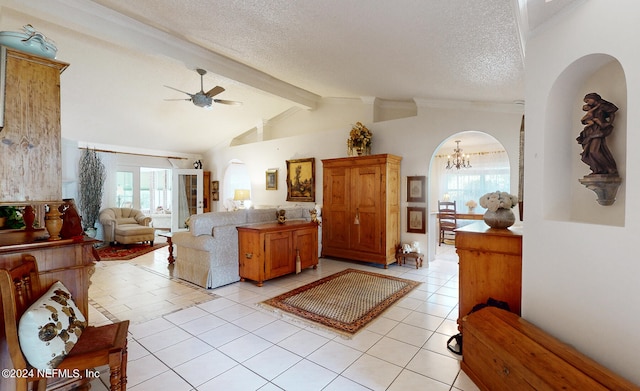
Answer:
[
  {"left": 455, "top": 221, "right": 522, "bottom": 331},
  {"left": 237, "top": 221, "right": 318, "bottom": 286}
]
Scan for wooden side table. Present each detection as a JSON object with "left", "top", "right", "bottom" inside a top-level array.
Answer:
[
  {"left": 158, "top": 231, "right": 174, "bottom": 264},
  {"left": 396, "top": 251, "right": 424, "bottom": 268}
]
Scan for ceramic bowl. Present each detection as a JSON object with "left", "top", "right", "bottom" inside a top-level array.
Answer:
[{"left": 0, "top": 30, "right": 57, "bottom": 59}]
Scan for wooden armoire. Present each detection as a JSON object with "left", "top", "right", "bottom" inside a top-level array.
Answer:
[
  {"left": 321, "top": 154, "right": 401, "bottom": 267},
  {"left": 0, "top": 46, "right": 100, "bottom": 390}
]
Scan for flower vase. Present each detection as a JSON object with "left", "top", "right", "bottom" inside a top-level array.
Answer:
[
  {"left": 483, "top": 208, "right": 515, "bottom": 229},
  {"left": 45, "top": 203, "right": 63, "bottom": 240},
  {"left": 23, "top": 205, "right": 36, "bottom": 231}
]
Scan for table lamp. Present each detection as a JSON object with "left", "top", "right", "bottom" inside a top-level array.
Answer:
[{"left": 234, "top": 189, "right": 250, "bottom": 209}]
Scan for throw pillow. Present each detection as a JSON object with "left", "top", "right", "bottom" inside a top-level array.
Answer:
[{"left": 18, "top": 281, "right": 87, "bottom": 370}]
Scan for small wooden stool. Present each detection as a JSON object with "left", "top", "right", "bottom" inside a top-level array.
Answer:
[{"left": 396, "top": 251, "right": 424, "bottom": 269}]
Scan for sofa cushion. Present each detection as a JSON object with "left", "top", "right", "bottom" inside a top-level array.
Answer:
[
  {"left": 116, "top": 217, "right": 138, "bottom": 225},
  {"left": 246, "top": 208, "right": 278, "bottom": 223},
  {"left": 279, "top": 206, "right": 303, "bottom": 219},
  {"left": 190, "top": 210, "right": 247, "bottom": 236}
]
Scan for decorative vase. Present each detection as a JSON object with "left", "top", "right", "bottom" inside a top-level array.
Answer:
[
  {"left": 468, "top": 207, "right": 475, "bottom": 214},
  {"left": 45, "top": 203, "right": 63, "bottom": 240},
  {"left": 59, "top": 199, "right": 84, "bottom": 240},
  {"left": 23, "top": 205, "right": 36, "bottom": 231},
  {"left": 483, "top": 208, "right": 515, "bottom": 229}
]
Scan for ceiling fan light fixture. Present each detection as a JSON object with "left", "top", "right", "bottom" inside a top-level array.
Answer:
[{"left": 164, "top": 69, "right": 242, "bottom": 109}]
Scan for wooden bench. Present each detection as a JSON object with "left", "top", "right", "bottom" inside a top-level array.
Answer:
[{"left": 462, "top": 306, "right": 639, "bottom": 391}]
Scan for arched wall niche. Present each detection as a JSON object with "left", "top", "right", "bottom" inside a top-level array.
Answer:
[
  {"left": 222, "top": 159, "right": 252, "bottom": 210},
  {"left": 544, "top": 54, "right": 626, "bottom": 226}
]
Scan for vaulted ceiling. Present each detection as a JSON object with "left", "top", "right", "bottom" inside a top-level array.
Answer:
[{"left": 1, "top": 0, "right": 579, "bottom": 154}]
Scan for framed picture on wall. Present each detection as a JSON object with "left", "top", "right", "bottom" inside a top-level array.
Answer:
[
  {"left": 211, "top": 180, "right": 219, "bottom": 201},
  {"left": 286, "top": 158, "right": 315, "bottom": 202},
  {"left": 407, "top": 206, "right": 426, "bottom": 234},
  {"left": 266, "top": 169, "right": 278, "bottom": 190},
  {"left": 407, "top": 176, "right": 426, "bottom": 203}
]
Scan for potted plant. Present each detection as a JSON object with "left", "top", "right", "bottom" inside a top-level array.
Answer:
[
  {"left": 78, "top": 149, "right": 106, "bottom": 237},
  {"left": 0, "top": 206, "right": 25, "bottom": 229},
  {"left": 347, "top": 122, "right": 372, "bottom": 156}
]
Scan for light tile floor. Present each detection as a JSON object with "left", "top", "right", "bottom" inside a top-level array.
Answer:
[{"left": 88, "top": 240, "right": 478, "bottom": 391}]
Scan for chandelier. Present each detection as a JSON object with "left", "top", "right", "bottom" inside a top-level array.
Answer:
[{"left": 446, "top": 140, "right": 471, "bottom": 169}]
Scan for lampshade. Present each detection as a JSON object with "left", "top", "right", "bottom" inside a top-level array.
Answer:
[{"left": 234, "top": 189, "right": 250, "bottom": 201}]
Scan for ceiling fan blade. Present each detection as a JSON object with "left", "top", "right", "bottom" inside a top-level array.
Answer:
[
  {"left": 205, "top": 86, "right": 225, "bottom": 98},
  {"left": 164, "top": 98, "right": 192, "bottom": 101},
  {"left": 164, "top": 85, "right": 193, "bottom": 96},
  {"left": 214, "top": 99, "right": 243, "bottom": 106}
]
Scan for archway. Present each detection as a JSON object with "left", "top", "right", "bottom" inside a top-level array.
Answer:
[
  {"left": 222, "top": 159, "right": 251, "bottom": 210},
  {"left": 426, "top": 131, "right": 511, "bottom": 261}
]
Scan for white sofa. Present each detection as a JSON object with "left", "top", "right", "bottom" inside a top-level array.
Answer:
[{"left": 172, "top": 207, "right": 310, "bottom": 289}]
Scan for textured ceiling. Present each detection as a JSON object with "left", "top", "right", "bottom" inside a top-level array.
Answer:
[
  {"left": 1, "top": 0, "right": 579, "bottom": 154},
  {"left": 92, "top": 0, "right": 525, "bottom": 102}
]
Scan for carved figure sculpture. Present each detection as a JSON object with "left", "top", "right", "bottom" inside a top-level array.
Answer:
[{"left": 576, "top": 92, "right": 618, "bottom": 175}]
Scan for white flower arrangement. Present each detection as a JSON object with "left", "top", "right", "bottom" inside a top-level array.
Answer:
[
  {"left": 465, "top": 200, "right": 477, "bottom": 209},
  {"left": 479, "top": 191, "right": 519, "bottom": 212}
]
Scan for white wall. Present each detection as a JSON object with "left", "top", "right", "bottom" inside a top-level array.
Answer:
[
  {"left": 204, "top": 98, "right": 523, "bottom": 263},
  {"left": 525, "top": 0, "right": 640, "bottom": 384}
]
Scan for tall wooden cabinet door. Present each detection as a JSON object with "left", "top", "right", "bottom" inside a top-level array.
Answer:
[
  {"left": 293, "top": 227, "right": 318, "bottom": 269},
  {"left": 0, "top": 49, "right": 68, "bottom": 202},
  {"left": 322, "top": 166, "right": 350, "bottom": 253},
  {"left": 203, "top": 171, "right": 211, "bottom": 212},
  {"left": 350, "top": 164, "right": 382, "bottom": 254},
  {"left": 265, "top": 231, "right": 294, "bottom": 279}
]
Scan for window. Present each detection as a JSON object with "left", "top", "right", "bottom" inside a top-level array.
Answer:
[
  {"left": 140, "top": 168, "right": 172, "bottom": 214},
  {"left": 435, "top": 150, "right": 511, "bottom": 206},
  {"left": 116, "top": 168, "right": 172, "bottom": 213},
  {"left": 116, "top": 171, "right": 133, "bottom": 208}
]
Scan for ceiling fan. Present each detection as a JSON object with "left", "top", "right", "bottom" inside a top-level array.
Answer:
[{"left": 164, "top": 68, "right": 242, "bottom": 109}]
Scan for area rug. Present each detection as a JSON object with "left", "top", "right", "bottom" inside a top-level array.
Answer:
[
  {"left": 96, "top": 242, "right": 168, "bottom": 261},
  {"left": 259, "top": 268, "right": 420, "bottom": 337}
]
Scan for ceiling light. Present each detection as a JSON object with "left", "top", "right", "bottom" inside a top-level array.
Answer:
[{"left": 446, "top": 140, "right": 471, "bottom": 170}]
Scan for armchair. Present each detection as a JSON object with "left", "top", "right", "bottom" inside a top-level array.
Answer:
[{"left": 99, "top": 207, "right": 155, "bottom": 245}]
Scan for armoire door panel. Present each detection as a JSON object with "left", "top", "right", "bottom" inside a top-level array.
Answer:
[{"left": 351, "top": 210, "right": 380, "bottom": 253}]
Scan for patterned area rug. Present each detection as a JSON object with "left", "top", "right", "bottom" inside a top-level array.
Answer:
[
  {"left": 96, "top": 242, "right": 168, "bottom": 261},
  {"left": 259, "top": 269, "right": 420, "bottom": 337}
]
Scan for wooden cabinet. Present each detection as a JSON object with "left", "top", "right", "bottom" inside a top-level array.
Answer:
[
  {"left": 238, "top": 221, "right": 318, "bottom": 286},
  {"left": 203, "top": 171, "right": 211, "bottom": 212},
  {"left": 462, "top": 307, "right": 638, "bottom": 391},
  {"left": 455, "top": 221, "right": 523, "bottom": 331},
  {"left": 321, "top": 154, "right": 401, "bottom": 267},
  {"left": 0, "top": 47, "right": 69, "bottom": 202}
]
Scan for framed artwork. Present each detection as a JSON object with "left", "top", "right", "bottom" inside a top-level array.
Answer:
[
  {"left": 407, "top": 206, "right": 426, "bottom": 234},
  {"left": 407, "top": 175, "right": 426, "bottom": 203},
  {"left": 286, "top": 158, "right": 315, "bottom": 202},
  {"left": 211, "top": 180, "right": 219, "bottom": 201},
  {"left": 266, "top": 169, "right": 278, "bottom": 190}
]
